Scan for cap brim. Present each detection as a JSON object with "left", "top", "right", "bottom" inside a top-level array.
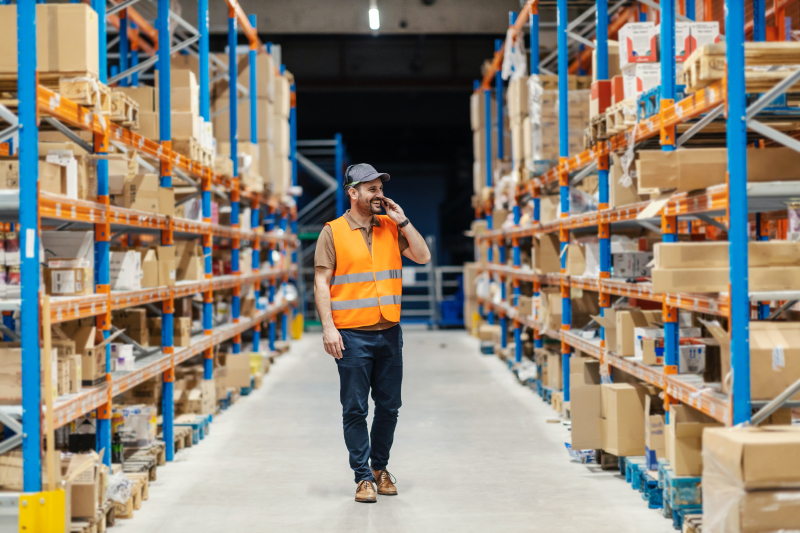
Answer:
[{"left": 361, "top": 172, "right": 390, "bottom": 183}]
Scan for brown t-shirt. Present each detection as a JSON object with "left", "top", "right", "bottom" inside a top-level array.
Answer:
[{"left": 315, "top": 210, "right": 409, "bottom": 331}]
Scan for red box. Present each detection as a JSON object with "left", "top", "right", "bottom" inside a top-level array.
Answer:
[
  {"left": 611, "top": 76, "right": 625, "bottom": 106},
  {"left": 590, "top": 80, "right": 612, "bottom": 118}
]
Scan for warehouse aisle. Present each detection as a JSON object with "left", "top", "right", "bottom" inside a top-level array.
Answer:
[{"left": 126, "top": 329, "right": 674, "bottom": 533}]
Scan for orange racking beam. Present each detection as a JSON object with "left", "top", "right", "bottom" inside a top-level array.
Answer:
[{"left": 477, "top": 0, "right": 536, "bottom": 91}]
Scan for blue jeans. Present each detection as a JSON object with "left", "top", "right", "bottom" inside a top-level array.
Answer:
[{"left": 337, "top": 326, "right": 403, "bottom": 484}]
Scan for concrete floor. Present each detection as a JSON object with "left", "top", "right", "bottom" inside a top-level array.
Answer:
[{"left": 123, "top": 328, "right": 675, "bottom": 533}]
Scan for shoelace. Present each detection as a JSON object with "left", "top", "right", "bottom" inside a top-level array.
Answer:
[
  {"left": 358, "top": 480, "right": 374, "bottom": 491},
  {"left": 379, "top": 470, "right": 397, "bottom": 485}
]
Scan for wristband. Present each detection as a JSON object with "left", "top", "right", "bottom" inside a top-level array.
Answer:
[{"left": 398, "top": 218, "right": 410, "bottom": 229}]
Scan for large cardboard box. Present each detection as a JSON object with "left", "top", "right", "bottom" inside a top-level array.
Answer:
[
  {"left": 0, "top": 4, "right": 99, "bottom": 77},
  {"left": 600, "top": 383, "right": 648, "bottom": 457},
  {"left": 667, "top": 404, "right": 721, "bottom": 477},
  {"left": 705, "top": 321, "right": 800, "bottom": 400},
  {"left": 114, "top": 174, "right": 160, "bottom": 214},
  {"left": 565, "top": 243, "right": 586, "bottom": 276},
  {"left": 655, "top": 241, "right": 800, "bottom": 269},
  {"left": 141, "top": 246, "right": 175, "bottom": 288},
  {"left": 591, "top": 306, "right": 636, "bottom": 354},
  {"left": 175, "top": 240, "right": 203, "bottom": 281},
  {"left": 534, "top": 234, "right": 561, "bottom": 274},
  {"left": 652, "top": 266, "right": 800, "bottom": 294},
  {"left": 609, "top": 153, "right": 644, "bottom": 209},
  {"left": 703, "top": 486, "right": 800, "bottom": 533},
  {"left": 138, "top": 112, "right": 159, "bottom": 141},
  {"left": 171, "top": 112, "right": 202, "bottom": 141},
  {"left": 118, "top": 86, "right": 155, "bottom": 112},
  {"left": 637, "top": 147, "right": 800, "bottom": 193},
  {"left": 226, "top": 354, "right": 252, "bottom": 388},
  {"left": 570, "top": 357, "right": 602, "bottom": 450},
  {"left": 109, "top": 250, "right": 142, "bottom": 291},
  {"left": 702, "top": 426, "right": 800, "bottom": 490},
  {"left": 65, "top": 452, "right": 101, "bottom": 519},
  {"left": 44, "top": 260, "right": 94, "bottom": 296},
  {"left": 615, "top": 309, "right": 661, "bottom": 356},
  {"left": 213, "top": 98, "right": 274, "bottom": 143},
  {"left": 592, "top": 39, "right": 621, "bottom": 82}
]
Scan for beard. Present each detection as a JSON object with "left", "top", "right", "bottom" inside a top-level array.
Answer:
[{"left": 356, "top": 195, "right": 382, "bottom": 216}]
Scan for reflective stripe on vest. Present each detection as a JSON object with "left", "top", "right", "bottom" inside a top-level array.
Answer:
[{"left": 327, "top": 215, "right": 403, "bottom": 329}]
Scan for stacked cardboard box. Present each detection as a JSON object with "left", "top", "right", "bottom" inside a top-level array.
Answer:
[
  {"left": 507, "top": 77, "right": 528, "bottom": 173},
  {"left": 529, "top": 75, "right": 590, "bottom": 161},
  {"left": 118, "top": 86, "right": 158, "bottom": 141},
  {"left": 652, "top": 241, "right": 800, "bottom": 294},
  {"left": 703, "top": 427, "right": 800, "bottom": 532},
  {"left": 470, "top": 90, "right": 498, "bottom": 196},
  {"left": 112, "top": 308, "right": 149, "bottom": 347}
]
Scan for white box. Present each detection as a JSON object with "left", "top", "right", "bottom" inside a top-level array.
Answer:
[
  {"left": 689, "top": 22, "right": 720, "bottom": 51},
  {"left": 109, "top": 250, "right": 142, "bottom": 291},
  {"left": 622, "top": 63, "right": 661, "bottom": 101},
  {"left": 111, "top": 344, "right": 135, "bottom": 371},
  {"left": 618, "top": 22, "right": 657, "bottom": 69},
  {"left": 613, "top": 251, "right": 653, "bottom": 278},
  {"left": 679, "top": 327, "right": 702, "bottom": 338},
  {"left": 678, "top": 344, "right": 705, "bottom": 374},
  {"left": 41, "top": 230, "right": 94, "bottom": 270}
]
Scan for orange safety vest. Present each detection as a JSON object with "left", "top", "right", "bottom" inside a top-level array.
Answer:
[{"left": 327, "top": 215, "right": 403, "bottom": 329}]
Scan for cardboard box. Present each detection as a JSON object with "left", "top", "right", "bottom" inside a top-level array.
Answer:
[
  {"left": 667, "top": 404, "right": 721, "bottom": 476},
  {"left": 547, "top": 352, "right": 562, "bottom": 391},
  {"left": 652, "top": 266, "right": 800, "bottom": 294},
  {"left": 138, "top": 112, "right": 159, "bottom": 141},
  {"left": 213, "top": 98, "right": 274, "bottom": 143},
  {"left": 175, "top": 240, "right": 204, "bottom": 281},
  {"left": 0, "top": 4, "right": 99, "bottom": 77},
  {"left": 570, "top": 357, "right": 602, "bottom": 450},
  {"left": 109, "top": 250, "right": 142, "bottom": 291},
  {"left": 644, "top": 394, "right": 665, "bottom": 470},
  {"left": 615, "top": 309, "right": 660, "bottom": 356},
  {"left": 67, "top": 354, "right": 82, "bottom": 394},
  {"left": 171, "top": 112, "right": 201, "bottom": 141},
  {"left": 65, "top": 452, "right": 101, "bottom": 518},
  {"left": 703, "top": 427, "right": 800, "bottom": 491},
  {"left": 622, "top": 63, "right": 661, "bottom": 100},
  {"left": 141, "top": 246, "right": 175, "bottom": 288},
  {"left": 115, "top": 174, "right": 160, "bottom": 213},
  {"left": 507, "top": 77, "right": 529, "bottom": 120},
  {"left": 534, "top": 234, "right": 561, "bottom": 274},
  {"left": 517, "top": 296, "right": 533, "bottom": 318},
  {"left": 44, "top": 260, "right": 94, "bottom": 296},
  {"left": 118, "top": 86, "right": 155, "bottom": 112},
  {"left": 600, "top": 383, "right": 648, "bottom": 457},
  {"left": 655, "top": 241, "right": 800, "bottom": 269},
  {"left": 638, "top": 147, "right": 800, "bottom": 193},
  {"left": 226, "top": 354, "right": 252, "bottom": 388},
  {"left": 148, "top": 316, "right": 192, "bottom": 347},
  {"left": 608, "top": 151, "right": 643, "bottom": 210},
  {"left": 706, "top": 321, "right": 800, "bottom": 400},
  {"left": 565, "top": 244, "right": 586, "bottom": 276},
  {"left": 679, "top": 344, "right": 706, "bottom": 374},
  {"left": 617, "top": 22, "right": 657, "bottom": 68},
  {"left": 703, "top": 486, "right": 800, "bottom": 533},
  {"left": 478, "top": 324, "right": 500, "bottom": 343},
  {"left": 612, "top": 252, "right": 653, "bottom": 278},
  {"left": 159, "top": 187, "right": 175, "bottom": 217}
]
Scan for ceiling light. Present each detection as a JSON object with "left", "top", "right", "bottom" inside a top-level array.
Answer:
[{"left": 369, "top": 0, "right": 380, "bottom": 30}]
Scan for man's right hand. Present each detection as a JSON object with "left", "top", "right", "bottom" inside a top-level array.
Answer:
[{"left": 323, "top": 326, "right": 345, "bottom": 359}]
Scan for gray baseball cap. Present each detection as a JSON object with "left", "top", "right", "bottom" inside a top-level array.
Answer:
[{"left": 343, "top": 163, "right": 390, "bottom": 189}]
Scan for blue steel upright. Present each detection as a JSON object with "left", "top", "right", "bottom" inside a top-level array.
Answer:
[
  {"left": 131, "top": 22, "right": 139, "bottom": 86},
  {"left": 18, "top": 0, "right": 41, "bottom": 493},
  {"left": 119, "top": 10, "right": 129, "bottom": 87},
  {"left": 660, "top": 0, "right": 679, "bottom": 422},
  {"left": 753, "top": 0, "right": 765, "bottom": 42},
  {"left": 557, "top": 0, "right": 571, "bottom": 402},
  {"left": 229, "top": 10, "right": 241, "bottom": 354},
  {"left": 495, "top": 39, "right": 504, "bottom": 161},
  {"left": 335, "top": 133, "right": 345, "bottom": 216},
  {"left": 92, "top": 0, "right": 112, "bottom": 467},
  {"left": 199, "top": 0, "right": 213, "bottom": 381},
  {"left": 248, "top": 15, "right": 258, "bottom": 144},
  {"left": 725, "top": 0, "right": 751, "bottom": 425},
  {"left": 596, "top": 0, "right": 611, "bottom": 351},
  {"left": 158, "top": 0, "right": 176, "bottom": 462}
]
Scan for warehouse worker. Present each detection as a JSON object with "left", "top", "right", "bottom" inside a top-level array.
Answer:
[{"left": 314, "top": 163, "right": 431, "bottom": 503}]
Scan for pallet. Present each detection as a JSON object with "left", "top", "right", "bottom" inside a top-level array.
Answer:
[
  {"left": 605, "top": 99, "right": 637, "bottom": 134},
  {"left": 126, "top": 441, "right": 166, "bottom": 470},
  {"left": 109, "top": 91, "right": 140, "bottom": 129},
  {"left": 175, "top": 413, "right": 206, "bottom": 443},
  {"left": 58, "top": 76, "right": 111, "bottom": 113},
  {"left": 113, "top": 493, "right": 134, "bottom": 520},
  {"left": 658, "top": 459, "right": 702, "bottom": 530},
  {"left": 586, "top": 113, "right": 608, "bottom": 147},
  {"left": 172, "top": 138, "right": 213, "bottom": 166},
  {"left": 71, "top": 498, "right": 112, "bottom": 533},
  {"left": 682, "top": 514, "right": 703, "bottom": 533},
  {"left": 683, "top": 42, "right": 800, "bottom": 94}
]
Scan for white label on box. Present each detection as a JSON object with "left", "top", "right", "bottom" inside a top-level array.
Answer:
[
  {"left": 773, "top": 345, "right": 785, "bottom": 371},
  {"left": 679, "top": 345, "right": 706, "bottom": 374},
  {"left": 51, "top": 270, "right": 75, "bottom": 294}
]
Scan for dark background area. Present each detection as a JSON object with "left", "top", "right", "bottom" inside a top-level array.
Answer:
[{"left": 209, "top": 33, "right": 503, "bottom": 266}]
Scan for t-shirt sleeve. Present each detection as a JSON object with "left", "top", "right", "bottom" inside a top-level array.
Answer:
[
  {"left": 314, "top": 226, "right": 337, "bottom": 270},
  {"left": 398, "top": 230, "right": 409, "bottom": 254}
]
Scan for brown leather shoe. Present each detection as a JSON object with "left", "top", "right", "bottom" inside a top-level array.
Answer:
[
  {"left": 371, "top": 468, "right": 398, "bottom": 496},
  {"left": 355, "top": 480, "right": 377, "bottom": 503}
]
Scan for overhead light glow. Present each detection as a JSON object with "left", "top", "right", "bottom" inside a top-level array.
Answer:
[{"left": 369, "top": 8, "right": 380, "bottom": 30}]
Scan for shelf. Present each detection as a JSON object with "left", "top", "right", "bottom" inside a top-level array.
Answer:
[
  {"left": 478, "top": 264, "right": 729, "bottom": 316},
  {"left": 37, "top": 85, "right": 277, "bottom": 209},
  {"left": 51, "top": 299, "right": 295, "bottom": 429},
  {"left": 477, "top": 297, "right": 730, "bottom": 424},
  {"left": 44, "top": 267, "right": 297, "bottom": 324}
]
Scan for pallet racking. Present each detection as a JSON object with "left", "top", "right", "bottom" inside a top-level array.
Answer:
[
  {"left": 472, "top": 0, "right": 800, "bottom": 428},
  {"left": 0, "top": 0, "right": 298, "bottom": 512}
]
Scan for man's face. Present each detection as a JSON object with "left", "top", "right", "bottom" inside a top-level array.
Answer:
[{"left": 351, "top": 181, "right": 384, "bottom": 216}]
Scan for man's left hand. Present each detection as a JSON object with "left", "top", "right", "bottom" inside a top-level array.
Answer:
[{"left": 380, "top": 197, "right": 406, "bottom": 225}]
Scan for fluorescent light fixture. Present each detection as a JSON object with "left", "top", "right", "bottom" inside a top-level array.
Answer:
[{"left": 369, "top": 0, "right": 380, "bottom": 30}]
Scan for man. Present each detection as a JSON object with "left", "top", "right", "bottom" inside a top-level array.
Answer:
[{"left": 314, "top": 163, "right": 431, "bottom": 503}]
